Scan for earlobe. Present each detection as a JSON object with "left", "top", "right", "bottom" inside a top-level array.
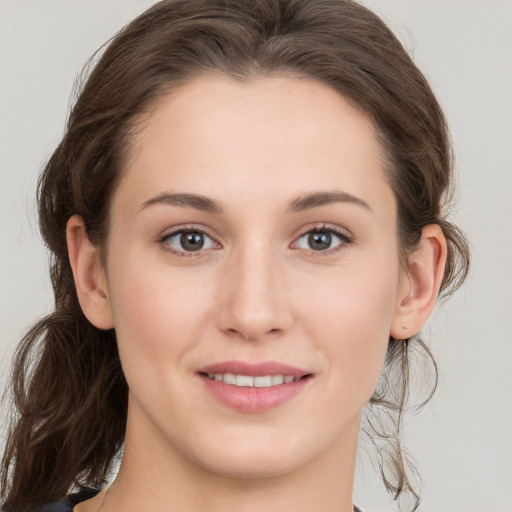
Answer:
[
  {"left": 391, "top": 224, "right": 447, "bottom": 340},
  {"left": 66, "top": 215, "right": 114, "bottom": 330}
]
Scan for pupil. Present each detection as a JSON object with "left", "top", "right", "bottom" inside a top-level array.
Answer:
[
  {"left": 180, "top": 232, "right": 204, "bottom": 251},
  {"left": 308, "top": 231, "right": 331, "bottom": 250}
]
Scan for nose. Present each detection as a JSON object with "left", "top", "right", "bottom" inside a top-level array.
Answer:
[{"left": 215, "top": 242, "right": 293, "bottom": 342}]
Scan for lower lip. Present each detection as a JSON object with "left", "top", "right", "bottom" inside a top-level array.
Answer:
[{"left": 199, "top": 375, "right": 311, "bottom": 413}]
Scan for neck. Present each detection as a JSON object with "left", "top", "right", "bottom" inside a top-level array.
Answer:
[{"left": 90, "top": 403, "right": 361, "bottom": 512}]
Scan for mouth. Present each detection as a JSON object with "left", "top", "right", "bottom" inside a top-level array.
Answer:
[
  {"left": 197, "top": 361, "right": 314, "bottom": 413},
  {"left": 199, "top": 372, "right": 311, "bottom": 387}
]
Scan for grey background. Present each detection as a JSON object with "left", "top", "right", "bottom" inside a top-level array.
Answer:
[{"left": 1, "top": 1, "right": 511, "bottom": 511}]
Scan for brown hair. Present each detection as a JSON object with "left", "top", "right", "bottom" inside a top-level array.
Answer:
[{"left": 1, "top": 1, "right": 470, "bottom": 510}]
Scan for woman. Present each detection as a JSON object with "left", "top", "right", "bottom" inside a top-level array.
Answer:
[{"left": 1, "top": 1, "right": 470, "bottom": 511}]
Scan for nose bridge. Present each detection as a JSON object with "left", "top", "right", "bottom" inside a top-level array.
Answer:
[{"left": 216, "top": 234, "right": 291, "bottom": 341}]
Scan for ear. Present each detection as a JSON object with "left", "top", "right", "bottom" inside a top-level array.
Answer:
[
  {"left": 66, "top": 215, "right": 114, "bottom": 330},
  {"left": 390, "top": 224, "right": 448, "bottom": 340}
]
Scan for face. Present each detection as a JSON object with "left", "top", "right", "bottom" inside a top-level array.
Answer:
[{"left": 101, "top": 75, "right": 408, "bottom": 478}]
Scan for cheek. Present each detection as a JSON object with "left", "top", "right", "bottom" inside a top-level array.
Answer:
[
  {"left": 298, "top": 258, "right": 399, "bottom": 403},
  {"left": 105, "top": 254, "right": 215, "bottom": 385}
]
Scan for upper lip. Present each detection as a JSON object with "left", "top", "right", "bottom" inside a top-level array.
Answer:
[{"left": 197, "top": 360, "right": 312, "bottom": 379}]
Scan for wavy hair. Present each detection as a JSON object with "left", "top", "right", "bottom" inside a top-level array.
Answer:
[{"left": 1, "top": 1, "right": 469, "bottom": 511}]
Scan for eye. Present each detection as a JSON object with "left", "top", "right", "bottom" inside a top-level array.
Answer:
[
  {"left": 161, "top": 229, "right": 218, "bottom": 254},
  {"left": 294, "top": 227, "right": 350, "bottom": 252}
]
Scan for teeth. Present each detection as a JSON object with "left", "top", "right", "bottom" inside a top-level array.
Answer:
[
  {"left": 223, "top": 373, "right": 236, "bottom": 385},
  {"left": 205, "top": 373, "right": 299, "bottom": 387},
  {"left": 271, "top": 375, "right": 284, "bottom": 385},
  {"left": 254, "top": 376, "right": 272, "bottom": 387},
  {"left": 236, "top": 375, "right": 254, "bottom": 387}
]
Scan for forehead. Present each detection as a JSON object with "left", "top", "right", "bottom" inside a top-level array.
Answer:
[{"left": 115, "top": 75, "right": 394, "bottom": 219}]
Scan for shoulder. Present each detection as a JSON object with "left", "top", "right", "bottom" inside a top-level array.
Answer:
[{"left": 2, "top": 488, "right": 101, "bottom": 512}]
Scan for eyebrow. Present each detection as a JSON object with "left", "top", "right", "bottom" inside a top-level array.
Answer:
[
  {"left": 139, "top": 190, "right": 370, "bottom": 214},
  {"left": 140, "top": 192, "right": 223, "bottom": 214},
  {"left": 286, "top": 191, "right": 371, "bottom": 212}
]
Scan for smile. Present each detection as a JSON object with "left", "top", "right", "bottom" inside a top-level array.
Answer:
[
  {"left": 197, "top": 361, "right": 313, "bottom": 413},
  {"left": 204, "top": 373, "right": 298, "bottom": 387}
]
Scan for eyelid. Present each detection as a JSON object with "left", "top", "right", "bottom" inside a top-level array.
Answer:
[
  {"left": 156, "top": 222, "right": 353, "bottom": 258},
  {"left": 158, "top": 224, "right": 222, "bottom": 257},
  {"left": 290, "top": 223, "right": 354, "bottom": 254}
]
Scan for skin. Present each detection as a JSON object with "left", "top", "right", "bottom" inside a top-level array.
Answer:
[{"left": 69, "top": 75, "right": 447, "bottom": 512}]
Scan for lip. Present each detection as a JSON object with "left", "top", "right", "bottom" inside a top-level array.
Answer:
[
  {"left": 197, "top": 360, "right": 310, "bottom": 378},
  {"left": 197, "top": 360, "right": 313, "bottom": 413}
]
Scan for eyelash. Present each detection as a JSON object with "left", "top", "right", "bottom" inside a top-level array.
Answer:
[
  {"left": 158, "top": 223, "right": 353, "bottom": 258},
  {"left": 158, "top": 225, "right": 219, "bottom": 258},
  {"left": 294, "top": 224, "right": 353, "bottom": 256}
]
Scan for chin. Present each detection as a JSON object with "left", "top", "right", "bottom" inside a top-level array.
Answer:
[
  {"left": 178, "top": 420, "right": 344, "bottom": 481},
  {"left": 192, "top": 448, "right": 306, "bottom": 481},
  {"left": 166, "top": 422, "right": 305, "bottom": 479}
]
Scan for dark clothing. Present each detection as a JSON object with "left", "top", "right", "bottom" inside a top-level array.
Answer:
[
  {"left": 26, "top": 488, "right": 363, "bottom": 511},
  {"left": 30, "top": 489, "right": 99, "bottom": 512}
]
